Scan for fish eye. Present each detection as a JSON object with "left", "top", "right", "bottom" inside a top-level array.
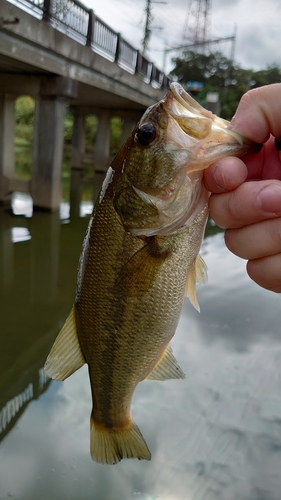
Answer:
[{"left": 135, "top": 123, "right": 157, "bottom": 146}]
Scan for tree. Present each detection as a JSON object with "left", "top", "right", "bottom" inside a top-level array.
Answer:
[
  {"left": 251, "top": 64, "right": 281, "bottom": 88},
  {"left": 170, "top": 50, "right": 281, "bottom": 120},
  {"left": 171, "top": 50, "right": 231, "bottom": 89}
]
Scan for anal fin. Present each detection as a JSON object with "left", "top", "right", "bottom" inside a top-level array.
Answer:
[
  {"left": 146, "top": 344, "right": 185, "bottom": 381},
  {"left": 44, "top": 306, "right": 85, "bottom": 380}
]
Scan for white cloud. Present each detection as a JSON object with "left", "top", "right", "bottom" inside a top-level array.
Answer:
[{"left": 84, "top": 0, "right": 281, "bottom": 73}]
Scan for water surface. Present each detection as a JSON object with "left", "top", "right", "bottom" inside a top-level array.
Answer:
[{"left": 0, "top": 190, "right": 281, "bottom": 500}]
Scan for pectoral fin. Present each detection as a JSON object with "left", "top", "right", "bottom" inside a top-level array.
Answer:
[
  {"left": 44, "top": 306, "right": 85, "bottom": 380},
  {"left": 117, "top": 238, "right": 170, "bottom": 296},
  {"left": 146, "top": 344, "right": 185, "bottom": 380},
  {"left": 185, "top": 254, "right": 208, "bottom": 312}
]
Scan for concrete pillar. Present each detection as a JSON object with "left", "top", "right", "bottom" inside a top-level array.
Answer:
[
  {"left": 94, "top": 110, "right": 111, "bottom": 173},
  {"left": 0, "top": 94, "right": 16, "bottom": 203},
  {"left": 31, "top": 95, "right": 66, "bottom": 211},
  {"left": 71, "top": 111, "right": 86, "bottom": 169},
  {"left": 31, "top": 76, "right": 78, "bottom": 211}
]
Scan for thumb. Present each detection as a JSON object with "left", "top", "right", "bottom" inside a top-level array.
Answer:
[{"left": 229, "top": 84, "right": 281, "bottom": 144}]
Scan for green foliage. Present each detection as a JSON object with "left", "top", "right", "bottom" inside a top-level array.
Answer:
[
  {"left": 110, "top": 117, "right": 123, "bottom": 155},
  {"left": 171, "top": 50, "right": 281, "bottom": 120},
  {"left": 15, "top": 147, "right": 32, "bottom": 179},
  {"left": 15, "top": 95, "right": 35, "bottom": 126},
  {"left": 64, "top": 112, "right": 74, "bottom": 143},
  {"left": 85, "top": 115, "right": 98, "bottom": 149},
  {"left": 172, "top": 50, "right": 231, "bottom": 88},
  {"left": 15, "top": 96, "right": 35, "bottom": 146},
  {"left": 251, "top": 64, "right": 281, "bottom": 88}
]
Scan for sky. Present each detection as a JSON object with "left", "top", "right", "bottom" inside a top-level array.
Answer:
[{"left": 83, "top": 0, "right": 281, "bottom": 75}]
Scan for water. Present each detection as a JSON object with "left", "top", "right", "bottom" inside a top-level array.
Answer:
[{"left": 0, "top": 188, "right": 281, "bottom": 500}]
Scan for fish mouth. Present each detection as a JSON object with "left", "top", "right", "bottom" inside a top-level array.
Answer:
[{"left": 164, "top": 82, "right": 260, "bottom": 168}]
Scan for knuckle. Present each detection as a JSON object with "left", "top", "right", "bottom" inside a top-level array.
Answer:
[
  {"left": 269, "top": 218, "right": 281, "bottom": 246},
  {"left": 239, "top": 88, "right": 261, "bottom": 109},
  {"left": 225, "top": 190, "right": 243, "bottom": 225}
]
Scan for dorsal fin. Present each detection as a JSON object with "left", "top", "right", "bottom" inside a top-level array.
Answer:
[
  {"left": 146, "top": 344, "right": 185, "bottom": 381},
  {"left": 44, "top": 306, "right": 85, "bottom": 380}
]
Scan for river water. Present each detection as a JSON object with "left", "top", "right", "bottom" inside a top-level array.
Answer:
[{"left": 0, "top": 176, "right": 281, "bottom": 500}]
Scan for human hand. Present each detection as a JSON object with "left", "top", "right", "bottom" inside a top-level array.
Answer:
[{"left": 204, "top": 84, "right": 281, "bottom": 292}]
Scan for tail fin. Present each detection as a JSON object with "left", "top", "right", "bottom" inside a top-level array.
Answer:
[{"left": 90, "top": 416, "right": 151, "bottom": 464}]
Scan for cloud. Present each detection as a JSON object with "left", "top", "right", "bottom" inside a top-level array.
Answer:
[
  {"left": 236, "top": 24, "right": 281, "bottom": 69},
  {"left": 82, "top": 0, "right": 281, "bottom": 72}
]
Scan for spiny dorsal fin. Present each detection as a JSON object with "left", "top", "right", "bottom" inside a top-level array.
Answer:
[
  {"left": 44, "top": 306, "right": 85, "bottom": 380},
  {"left": 185, "top": 254, "right": 208, "bottom": 312},
  {"left": 146, "top": 345, "right": 185, "bottom": 381}
]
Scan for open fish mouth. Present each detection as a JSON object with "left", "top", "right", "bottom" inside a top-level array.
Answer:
[{"left": 163, "top": 82, "right": 260, "bottom": 167}]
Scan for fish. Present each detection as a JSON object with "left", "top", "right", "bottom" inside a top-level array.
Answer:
[{"left": 44, "top": 83, "right": 258, "bottom": 464}]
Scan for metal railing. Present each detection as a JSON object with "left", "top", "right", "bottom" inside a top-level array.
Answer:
[{"left": 7, "top": 0, "right": 170, "bottom": 89}]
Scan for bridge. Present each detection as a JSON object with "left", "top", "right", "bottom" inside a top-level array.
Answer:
[{"left": 0, "top": 0, "right": 170, "bottom": 210}]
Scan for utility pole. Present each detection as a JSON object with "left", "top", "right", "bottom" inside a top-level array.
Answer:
[
  {"left": 142, "top": 0, "right": 153, "bottom": 54},
  {"left": 141, "top": 0, "right": 165, "bottom": 55}
]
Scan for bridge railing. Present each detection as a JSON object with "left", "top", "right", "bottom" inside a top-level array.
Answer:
[{"left": 8, "top": 0, "right": 170, "bottom": 89}]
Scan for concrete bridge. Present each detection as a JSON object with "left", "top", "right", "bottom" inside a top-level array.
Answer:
[{"left": 0, "top": 0, "right": 170, "bottom": 210}]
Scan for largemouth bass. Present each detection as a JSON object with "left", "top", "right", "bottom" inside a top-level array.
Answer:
[{"left": 45, "top": 83, "right": 257, "bottom": 464}]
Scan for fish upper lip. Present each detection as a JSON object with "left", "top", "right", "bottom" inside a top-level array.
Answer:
[{"left": 164, "top": 82, "right": 260, "bottom": 153}]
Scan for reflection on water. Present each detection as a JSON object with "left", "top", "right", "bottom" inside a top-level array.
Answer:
[{"left": 0, "top": 184, "right": 281, "bottom": 500}]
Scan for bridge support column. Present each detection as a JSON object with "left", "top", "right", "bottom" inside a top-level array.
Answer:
[
  {"left": 31, "top": 77, "right": 77, "bottom": 211},
  {"left": 94, "top": 110, "right": 111, "bottom": 173},
  {"left": 71, "top": 111, "right": 86, "bottom": 170},
  {"left": 0, "top": 94, "right": 16, "bottom": 203}
]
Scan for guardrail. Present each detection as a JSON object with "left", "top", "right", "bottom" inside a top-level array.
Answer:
[{"left": 8, "top": 0, "right": 170, "bottom": 89}]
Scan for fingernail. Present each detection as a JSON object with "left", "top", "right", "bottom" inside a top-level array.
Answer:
[
  {"left": 213, "top": 164, "right": 227, "bottom": 191},
  {"left": 257, "top": 184, "right": 281, "bottom": 215},
  {"left": 227, "top": 117, "right": 237, "bottom": 131}
]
